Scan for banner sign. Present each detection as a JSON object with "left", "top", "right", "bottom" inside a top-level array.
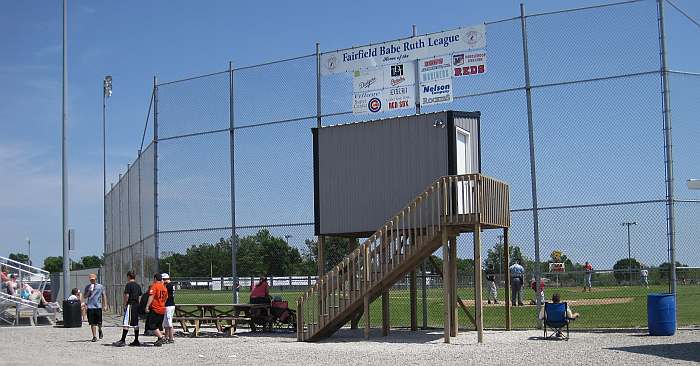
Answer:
[
  {"left": 420, "top": 78, "right": 453, "bottom": 106},
  {"left": 321, "top": 25, "right": 486, "bottom": 75},
  {"left": 353, "top": 63, "right": 416, "bottom": 114},
  {"left": 453, "top": 51, "right": 487, "bottom": 77}
]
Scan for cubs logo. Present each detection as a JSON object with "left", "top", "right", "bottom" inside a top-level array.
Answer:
[{"left": 368, "top": 97, "right": 382, "bottom": 113}]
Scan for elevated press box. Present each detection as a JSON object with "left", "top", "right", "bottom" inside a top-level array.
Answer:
[{"left": 313, "top": 111, "right": 481, "bottom": 237}]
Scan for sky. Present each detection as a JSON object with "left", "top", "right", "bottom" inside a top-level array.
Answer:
[{"left": 0, "top": 0, "right": 698, "bottom": 270}]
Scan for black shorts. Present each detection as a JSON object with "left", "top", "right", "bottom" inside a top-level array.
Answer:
[
  {"left": 87, "top": 308, "right": 102, "bottom": 326},
  {"left": 146, "top": 311, "right": 164, "bottom": 331},
  {"left": 121, "top": 304, "right": 140, "bottom": 328}
]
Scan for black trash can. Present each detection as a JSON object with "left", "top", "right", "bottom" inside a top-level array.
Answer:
[{"left": 62, "top": 300, "right": 82, "bottom": 328}]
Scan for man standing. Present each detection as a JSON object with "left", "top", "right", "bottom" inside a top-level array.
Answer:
[
  {"left": 145, "top": 273, "right": 168, "bottom": 346},
  {"left": 486, "top": 263, "right": 498, "bottom": 305},
  {"left": 82, "top": 273, "right": 108, "bottom": 342},
  {"left": 161, "top": 273, "right": 176, "bottom": 344},
  {"left": 113, "top": 271, "right": 142, "bottom": 347},
  {"left": 583, "top": 262, "right": 593, "bottom": 292},
  {"left": 509, "top": 260, "right": 525, "bottom": 306}
]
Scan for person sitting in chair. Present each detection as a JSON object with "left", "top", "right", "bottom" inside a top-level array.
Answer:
[
  {"left": 539, "top": 292, "right": 579, "bottom": 338},
  {"left": 250, "top": 276, "right": 270, "bottom": 304},
  {"left": 539, "top": 293, "right": 579, "bottom": 321}
]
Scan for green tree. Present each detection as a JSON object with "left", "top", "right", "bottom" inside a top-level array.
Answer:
[
  {"left": 9, "top": 252, "right": 29, "bottom": 265},
  {"left": 612, "top": 258, "right": 641, "bottom": 283},
  {"left": 658, "top": 261, "right": 688, "bottom": 280},
  {"left": 304, "top": 236, "right": 359, "bottom": 273},
  {"left": 43, "top": 256, "right": 63, "bottom": 273},
  {"left": 80, "top": 255, "right": 104, "bottom": 269},
  {"left": 484, "top": 243, "right": 534, "bottom": 273}
]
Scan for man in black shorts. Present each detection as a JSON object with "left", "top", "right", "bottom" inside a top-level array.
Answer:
[
  {"left": 113, "top": 271, "right": 142, "bottom": 347},
  {"left": 145, "top": 273, "right": 168, "bottom": 346}
]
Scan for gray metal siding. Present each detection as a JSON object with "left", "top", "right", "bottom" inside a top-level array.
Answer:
[
  {"left": 453, "top": 114, "right": 481, "bottom": 173},
  {"left": 317, "top": 112, "right": 450, "bottom": 236}
]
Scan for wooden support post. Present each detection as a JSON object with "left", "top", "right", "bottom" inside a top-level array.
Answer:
[
  {"left": 450, "top": 234, "right": 458, "bottom": 337},
  {"left": 382, "top": 291, "right": 390, "bottom": 336},
  {"left": 364, "top": 295, "right": 370, "bottom": 339},
  {"left": 474, "top": 223, "right": 484, "bottom": 343},
  {"left": 503, "top": 227, "right": 511, "bottom": 331},
  {"left": 410, "top": 269, "right": 417, "bottom": 331},
  {"left": 318, "top": 235, "right": 326, "bottom": 322},
  {"left": 442, "top": 230, "right": 451, "bottom": 343},
  {"left": 297, "top": 298, "right": 304, "bottom": 341}
]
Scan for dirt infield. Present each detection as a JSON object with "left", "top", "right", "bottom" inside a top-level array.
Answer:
[{"left": 460, "top": 297, "right": 634, "bottom": 307}]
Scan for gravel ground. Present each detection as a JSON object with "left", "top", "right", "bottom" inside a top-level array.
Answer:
[{"left": 1, "top": 320, "right": 698, "bottom": 366}]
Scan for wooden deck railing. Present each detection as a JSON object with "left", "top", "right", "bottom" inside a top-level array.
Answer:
[{"left": 297, "top": 174, "right": 509, "bottom": 341}]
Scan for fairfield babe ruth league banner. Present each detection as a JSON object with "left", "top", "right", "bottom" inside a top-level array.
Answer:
[{"left": 321, "top": 25, "right": 486, "bottom": 75}]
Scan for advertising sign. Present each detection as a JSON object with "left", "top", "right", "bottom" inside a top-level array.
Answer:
[
  {"left": 452, "top": 51, "right": 487, "bottom": 77},
  {"left": 321, "top": 25, "right": 486, "bottom": 75},
  {"left": 420, "top": 78, "right": 453, "bottom": 106},
  {"left": 419, "top": 55, "right": 452, "bottom": 82},
  {"left": 353, "top": 63, "right": 416, "bottom": 114}
]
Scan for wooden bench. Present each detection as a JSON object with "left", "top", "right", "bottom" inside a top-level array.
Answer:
[{"left": 173, "top": 316, "right": 246, "bottom": 336}]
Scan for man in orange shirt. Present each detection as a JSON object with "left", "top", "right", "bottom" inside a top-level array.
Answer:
[{"left": 145, "top": 273, "right": 169, "bottom": 346}]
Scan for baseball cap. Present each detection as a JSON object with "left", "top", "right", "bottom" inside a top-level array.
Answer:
[{"left": 161, "top": 273, "right": 170, "bottom": 280}]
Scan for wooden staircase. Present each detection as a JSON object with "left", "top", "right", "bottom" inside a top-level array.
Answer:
[{"left": 297, "top": 174, "right": 510, "bottom": 341}]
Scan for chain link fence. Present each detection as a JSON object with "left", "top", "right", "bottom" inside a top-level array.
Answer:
[{"left": 104, "top": 0, "right": 699, "bottom": 331}]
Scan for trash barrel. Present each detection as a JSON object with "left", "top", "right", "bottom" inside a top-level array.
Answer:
[
  {"left": 62, "top": 300, "right": 82, "bottom": 328},
  {"left": 647, "top": 293, "right": 675, "bottom": 336}
]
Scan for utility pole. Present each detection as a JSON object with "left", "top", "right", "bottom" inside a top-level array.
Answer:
[{"left": 61, "top": 0, "right": 70, "bottom": 300}]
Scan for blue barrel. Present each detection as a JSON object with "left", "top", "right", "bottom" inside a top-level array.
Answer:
[{"left": 647, "top": 293, "right": 675, "bottom": 336}]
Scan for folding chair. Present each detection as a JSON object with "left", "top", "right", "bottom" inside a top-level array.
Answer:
[{"left": 543, "top": 302, "right": 572, "bottom": 340}]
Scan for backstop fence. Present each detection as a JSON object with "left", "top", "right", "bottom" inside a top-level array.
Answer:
[{"left": 104, "top": 0, "right": 700, "bottom": 329}]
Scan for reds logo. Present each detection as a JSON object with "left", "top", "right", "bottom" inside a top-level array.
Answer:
[{"left": 368, "top": 97, "right": 381, "bottom": 113}]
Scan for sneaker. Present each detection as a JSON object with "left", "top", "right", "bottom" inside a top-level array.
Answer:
[
  {"left": 154, "top": 338, "right": 164, "bottom": 347},
  {"left": 99, "top": 329, "right": 103, "bottom": 339},
  {"left": 128, "top": 340, "right": 141, "bottom": 347},
  {"left": 91, "top": 337, "right": 97, "bottom": 343},
  {"left": 166, "top": 339, "right": 174, "bottom": 344},
  {"left": 112, "top": 340, "right": 126, "bottom": 347}
]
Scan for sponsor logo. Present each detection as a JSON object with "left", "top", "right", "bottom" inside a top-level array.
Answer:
[
  {"left": 359, "top": 77, "right": 378, "bottom": 90},
  {"left": 423, "top": 58, "right": 444, "bottom": 67},
  {"left": 390, "top": 76, "right": 406, "bottom": 86},
  {"left": 391, "top": 65, "right": 404, "bottom": 77},
  {"left": 327, "top": 56, "right": 337, "bottom": 71},
  {"left": 454, "top": 64, "right": 486, "bottom": 77},
  {"left": 422, "top": 83, "right": 451, "bottom": 94},
  {"left": 466, "top": 30, "right": 483, "bottom": 46},
  {"left": 368, "top": 97, "right": 382, "bottom": 113},
  {"left": 389, "top": 86, "right": 409, "bottom": 96},
  {"left": 453, "top": 54, "right": 464, "bottom": 66}
]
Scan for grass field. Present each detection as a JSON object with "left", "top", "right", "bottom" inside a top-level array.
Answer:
[{"left": 174, "top": 284, "right": 700, "bottom": 329}]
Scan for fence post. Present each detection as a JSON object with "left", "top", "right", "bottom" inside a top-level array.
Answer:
[
  {"left": 519, "top": 3, "right": 543, "bottom": 326},
  {"left": 656, "top": 0, "right": 677, "bottom": 298},
  {"left": 153, "top": 75, "right": 160, "bottom": 274},
  {"left": 229, "top": 61, "right": 239, "bottom": 304}
]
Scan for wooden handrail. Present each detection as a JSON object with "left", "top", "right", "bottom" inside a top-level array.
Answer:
[{"left": 298, "top": 174, "right": 509, "bottom": 341}]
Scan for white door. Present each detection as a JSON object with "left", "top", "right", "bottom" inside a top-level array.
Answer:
[{"left": 456, "top": 128, "right": 472, "bottom": 214}]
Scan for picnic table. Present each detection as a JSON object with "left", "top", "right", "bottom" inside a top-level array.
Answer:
[{"left": 173, "top": 303, "right": 272, "bottom": 337}]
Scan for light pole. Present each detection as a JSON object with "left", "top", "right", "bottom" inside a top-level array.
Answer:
[
  {"left": 103, "top": 75, "right": 111, "bottom": 259},
  {"left": 61, "top": 0, "right": 70, "bottom": 300},
  {"left": 26, "top": 237, "right": 31, "bottom": 266},
  {"left": 622, "top": 222, "right": 637, "bottom": 284}
]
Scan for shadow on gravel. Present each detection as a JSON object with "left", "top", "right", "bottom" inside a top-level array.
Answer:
[
  {"left": 317, "top": 328, "right": 445, "bottom": 344},
  {"left": 607, "top": 342, "right": 700, "bottom": 363}
]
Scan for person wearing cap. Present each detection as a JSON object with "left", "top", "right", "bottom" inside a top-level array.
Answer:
[
  {"left": 161, "top": 273, "right": 176, "bottom": 344},
  {"left": 249, "top": 276, "right": 270, "bottom": 304},
  {"left": 82, "top": 273, "right": 108, "bottom": 342}
]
